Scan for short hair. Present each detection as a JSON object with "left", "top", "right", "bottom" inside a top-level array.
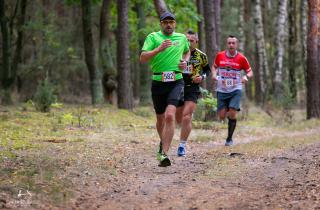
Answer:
[
  {"left": 228, "top": 35, "right": 238, "bottom": 39},
  {"left": 186, "top": 29, "right": 198, "bottom": 39}
]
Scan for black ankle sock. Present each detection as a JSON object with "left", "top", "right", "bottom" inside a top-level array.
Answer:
[{"left": 227, "top": 118, "right": 237, "bottom": 140}]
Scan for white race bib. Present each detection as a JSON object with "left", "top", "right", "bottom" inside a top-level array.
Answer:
[
  {"left": 162, "top": 71, "right": 176, "bottom": 82},
  {"left": 183, "top": 63, "right": 193, "bottom": 74},
  {"left": 225, "top": 78, "right": 234, "bottom": 87}
]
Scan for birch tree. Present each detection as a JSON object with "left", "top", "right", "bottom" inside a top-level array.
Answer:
[
  {"left": 253, "top": 0, "right": 269, "bottom": 104},
  {"left": 274, "top": 0, "right": 288, "bottom": 99}
]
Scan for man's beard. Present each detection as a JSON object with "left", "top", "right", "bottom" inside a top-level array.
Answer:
[{"left": 163, "top": 27, "right": 173, "bottom": 35}]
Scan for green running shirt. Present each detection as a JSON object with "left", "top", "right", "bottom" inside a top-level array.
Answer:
[{"left": 142, "top": 31, "right": 189, "bottom": 81}]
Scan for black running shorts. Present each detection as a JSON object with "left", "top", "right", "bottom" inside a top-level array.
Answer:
[
  {"left": 151, "top": 79, "right": 184, "bottom": 114},
  {"left": 184, "top": 85, "right": 201, "bottom": 103}
]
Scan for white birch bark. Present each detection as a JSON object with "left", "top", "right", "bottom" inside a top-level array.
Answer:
[
  {"left": 274, "top": 0, "right": 288, "bottom": 98},
  {"left": 253, "top": 0, "right": 269, "bottom": 102}
]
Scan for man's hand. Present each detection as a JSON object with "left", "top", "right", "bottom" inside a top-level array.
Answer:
[
  {"left": 178, "top": 59, "right": 187, "bottom": 70},
  {"left": 192, "top": 75, "right": 203, "bottom": 84},
  {"left": 140, "top": 39, "right": 172, "bottom": 63},
  {"left": 211, "top": 75, "right": 219, "bottom": 81},
  {"left": 242, "top": 75, "right": 248, "bottom": 84},
  {"left": 157, "top": 39, "right": 172, "bottom": 52}
]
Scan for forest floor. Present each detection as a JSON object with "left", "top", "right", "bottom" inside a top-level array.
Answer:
[{"left": 0, "top": 104, "right": 320, "bottom": 210}]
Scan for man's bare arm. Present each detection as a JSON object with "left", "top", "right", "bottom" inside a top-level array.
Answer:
[
  {"left": 211, "top": 64, "right": 218, "bottom": 81},
  {"left": 139, "top": 39, "right": 172, "bottom": 63}
]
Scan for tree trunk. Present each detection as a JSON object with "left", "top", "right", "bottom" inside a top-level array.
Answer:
[
  {"left": 196, "top": 0, "right": 205, "bottom": 52},
  {"left": 288, "top": 0, "right": 297, "bottom": 100},
  {"left": 0, "top": 0, "right": 12, "bottom": 104},
  {"left": 117, "top": 0, "right": 133, "bottom": 109},
  {"left": 318, "top": 2, "right": 320, "bottom": 103},
  {"left": 300, "top": 0, "right": 307, "bottom": 84},
  {"left": 153, "top": 0, "right": 168, "bottom": 16},
  {"left": 214, "top": 0, "right": 221, "bottom": 50},
  {"left": 203, "top": 0, "right": 218, "bottom": 93},
  {"left": 0, "top": 0, "right": 26, "bottom": 104},
  {"left": 136, "top": 2, "right": 151, "bottom": 103},
  {"left": 238, "top": 0, "right": 245, "bottom": 53},
  {"left": 99, "top": 0, "right": 117, "bottom": 104},
  {"left": 253, "top": 0, "right": 269, "bottom": 104},
  {"left": 306, "top": 0, "right": 320, "bottom": 119},
  {"left": 243, "top": 0, "right": 254, "bottom": 100},
  {"left": 274, "top": 0, "right": 288, "bottom": 99},
  {"left": 81, "top": 0, "right": 104, "bottom": 105},
  {"left": 12, "top": 0, "right": 27, "bottom": 88}
]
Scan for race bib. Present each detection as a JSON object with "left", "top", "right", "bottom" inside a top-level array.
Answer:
[
  {"left": 225, "top": 78, "right": 234, "bottom": 87},
  {"left": 183, "top": 62, "right": 193, "bottom": 74},
  {"left": 162, "top": 71, "right": 176, "bottom": 82}
]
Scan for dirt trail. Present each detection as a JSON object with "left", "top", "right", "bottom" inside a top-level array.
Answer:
[
  {"left": 69, "top": 133, "right": 320, "bottom": 210},
  {"left": 1, "top": 122, "right": 320, "bottom": 210}
]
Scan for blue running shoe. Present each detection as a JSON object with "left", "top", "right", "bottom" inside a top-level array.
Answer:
[
  {"left": 177, "top": 145, "right": 186, "bottom": 156},
  {"left": 225, "top": 139, "right": 233, "bottom": 146}
]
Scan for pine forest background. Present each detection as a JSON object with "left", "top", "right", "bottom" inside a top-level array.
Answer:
[{"left": 1, "top": 0, "right": 320, "bottom": 119}]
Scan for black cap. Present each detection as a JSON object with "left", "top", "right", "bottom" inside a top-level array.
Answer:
[{"left": 160, "top": 11, "right": 175, "bottom": 21}]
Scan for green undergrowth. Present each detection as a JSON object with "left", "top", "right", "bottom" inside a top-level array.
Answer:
[{"left": 0, "top": 105, "right": 155, "bottom": 159}]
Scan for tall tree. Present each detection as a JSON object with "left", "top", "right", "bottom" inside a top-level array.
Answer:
[
  {"left": 243, "top": 0, "right": 254, "bottom": 100},
  {"left": 0, "top": 0, "right": 27, "bottom": 104},
  {"left": 0, "top": 0, "right": 12, "bottom": 104},
  {"left": 253, "top": 0, "right": 269, "bottom": 104},
  {"left": 135, "top": 1, "right": 151, "bottom": 103},
  {"left": 300, "top": 0, "right": 307, "bottom": 82},
  {"left": 203, "top": 0, "right": 218, "bottom": 92},
  {"left": 99, "top": 0, "right": 117, "bottom": 104},
  {"left": 238, "top": 0, "right": 245, "bottom": 53},
  {"left": 214, "top": 0, "right": 221, "bottom": 50},
  {"left": 288, "top": 0, "right": 297, "bottom": 100},
  {"left": 196, "top": 0, "right": 205, "bottom": 52},
  {"left": 274, "top": 0, "right": 288, "bottom": 99},
  {"left": 153, "top": 0, "right": 168, "bottom": 16},
  {"left": 81, "top": 0, "right": 104, "bottom": 105},
  {"left": 306, "top": 0, "right": 320, "bottom": 119},
  {"left": 117, "top": 0, "right": 133, "bottom": 109}
]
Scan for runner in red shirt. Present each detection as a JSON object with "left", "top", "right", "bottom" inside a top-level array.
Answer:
[{"left": 211, "top": 35, "right": 253, "bottom": 146}]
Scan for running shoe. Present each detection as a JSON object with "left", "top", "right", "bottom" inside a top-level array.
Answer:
[
  {"left": 177, "top": 145, "right": 186, "bottom": 157},
  {"left": 158, "top": 153, "right": 171, "bottom": 167},
  {"left": 225, "top": 139, "right": 233, "bottom": 146}
]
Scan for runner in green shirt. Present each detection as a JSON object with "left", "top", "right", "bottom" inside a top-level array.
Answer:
[{"left": 140, "top": 11, "right": 190, "bottom": 167}]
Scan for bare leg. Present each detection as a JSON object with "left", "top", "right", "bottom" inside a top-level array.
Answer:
[
  {"left": 156, "top": 114, "right": 165, "bottom": 141},
  {"left": 180, "top": 101, "right": 196, "bottom": 141},
  {"left": 218, "top": 107, "right": 228, "bottom": 121},
  {"left": 175, "top": 106, "right": 183, "bottom": 125},
  {"left": 162, "top": 105, "right": 176, "bottom": 154}
]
